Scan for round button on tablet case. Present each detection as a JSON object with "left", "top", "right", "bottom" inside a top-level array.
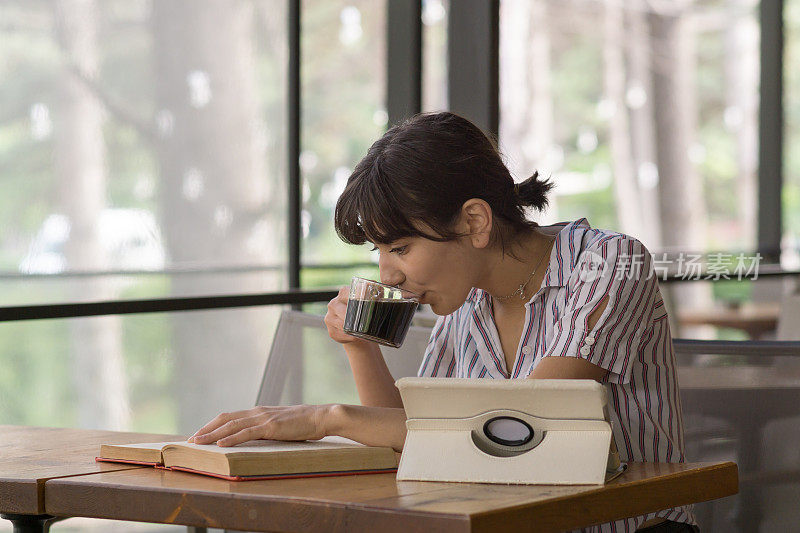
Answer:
[{"left": 483, "top": 416, "right": 535, "bottom": 447}]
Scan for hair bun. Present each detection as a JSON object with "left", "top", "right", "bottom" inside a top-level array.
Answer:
[{"left": 515, "top": 171, "right": 554, "bottom": 211}]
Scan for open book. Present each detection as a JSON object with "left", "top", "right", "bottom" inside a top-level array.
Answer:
[{"left": 97, "top": 436, "right": 399, "bottom": 481}]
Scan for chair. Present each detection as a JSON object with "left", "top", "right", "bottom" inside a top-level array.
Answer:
[
  {"left": 256, "top": 309, "right": 432, "bottom": 406},
  {"left": 674, "top": 339, "right": 800, "bottom": 532}
]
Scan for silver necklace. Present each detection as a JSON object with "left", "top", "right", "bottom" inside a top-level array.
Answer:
[{"left": 492, "top": 244, "right": 551, "bottom": 301}]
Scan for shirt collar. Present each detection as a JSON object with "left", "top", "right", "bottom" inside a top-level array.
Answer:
[
  {"left": 465, "top": 218, "right": 592, "bottom": 305},
  {"left": 541, "top": 217, "right": 591, "bottom": 289}
]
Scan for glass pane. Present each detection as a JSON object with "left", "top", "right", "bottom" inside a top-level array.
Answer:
[
  {"left": 676, "top": 348, "right": 800, "bottom": 531},
  {"left": 300, "top": 0, "right": 387, "bottom": 267},
  {"left": 786, "top": 0, "right": 800, "bottom": 269},
  {"left": 498, "top": 0, "right": 761, "bottom": 255},
  {"left": 0, "top": 0, "right": 288, "bottom": 304},
  {"left": 422, "top": 0, "right": 448, "bottom": 112},
  {"left": 301, "top": 264, "right": 379, "bottom": 292},
  {"left": 0, "top": 307, "right": 288, "bottom": 434},
  {"left": 663, "top": 274, "right": 800, "bottom": 341}
]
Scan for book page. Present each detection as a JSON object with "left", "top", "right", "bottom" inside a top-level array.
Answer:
[
  {"left": 107, "top": 441, "right": 186, "bottom": 450},
  {"left": 99, "top": 441, "right": 184, "bottom": 464},
  {"left": 167, "top": 436, "right": 369, "bottom": 455}
]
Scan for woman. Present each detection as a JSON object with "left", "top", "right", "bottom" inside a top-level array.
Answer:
[{"left": 190, "top": 112, "right": 696, "bottom": 532}]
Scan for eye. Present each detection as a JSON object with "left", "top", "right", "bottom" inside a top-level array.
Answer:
[
  {"left": 370, "top": 244, "right": 408, "bottom": 255},
  {"left": 390, "top": 245, "right": 408, "bottom": 255}
]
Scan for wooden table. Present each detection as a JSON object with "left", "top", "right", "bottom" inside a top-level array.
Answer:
[
  {"left": 0, "top": 425, "right": 181, "bottom": 531},
  {"left": 2, "top": 426, "right": 737, "bottom": 533},
  {"left": 44, "top": 461, "right": 738, "bottom": 532}
]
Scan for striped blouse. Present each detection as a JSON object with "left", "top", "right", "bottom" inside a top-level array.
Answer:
[{"left": 417, "top": 218, "right": 695, "bottom": 532}]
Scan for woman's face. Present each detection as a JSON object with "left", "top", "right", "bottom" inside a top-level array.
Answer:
[{"left": 374, "top": 234, "right": 482, "bottom": 316}]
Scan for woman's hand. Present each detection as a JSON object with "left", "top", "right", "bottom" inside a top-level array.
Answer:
[
  {"left": 324, "top": 286, "right": 372, "bottom": 346},
  {"left": 188, "top": 404, "right": 332, "bottom": 447}
]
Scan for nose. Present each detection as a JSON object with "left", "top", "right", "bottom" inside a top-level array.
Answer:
[{"left": 378, "top": 252, "right": 404, "bottom": 287}]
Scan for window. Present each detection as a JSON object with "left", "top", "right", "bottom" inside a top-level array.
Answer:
[
  {"left": 422, "top": 0, "right": 448, "bottom": 112},
  {"left": 300, "top": 0, "right": 387, "bottom": 278},
  {"left": 1, "top": 0, "right": 289, "bottom": 307},
  {"left": 499, "top": 0, "right": 762, "bottom": 256}
]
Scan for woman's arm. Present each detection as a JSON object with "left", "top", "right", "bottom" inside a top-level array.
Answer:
[
  {"left": 526, "top": 355, "right": 608, "bottom": 381},
  {"left": 326, "top": 287, "right": 403, "bottom": 408},
  {"left": 343, "top": 342, "right": 404, "bottom": 407},
  {"left": 527, "top": 295, "right": 609, "bottom": 382},
  {"left": 325, "top": 404, "right": 407, "bottom": 451},
  {"left": 189, "top": 403, "right": 408, "bottom": 452}
]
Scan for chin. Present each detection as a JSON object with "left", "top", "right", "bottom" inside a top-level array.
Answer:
[{"left": 429, "top": 300, "right": 461, "bottom": 317}]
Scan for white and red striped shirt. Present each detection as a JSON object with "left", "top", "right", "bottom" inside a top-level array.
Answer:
[{"left": 418, "top": 218, "right": 694, "bottom": 532}]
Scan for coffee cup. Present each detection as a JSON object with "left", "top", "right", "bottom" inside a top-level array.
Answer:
[{"left": 342, "top": 277, "right": 419, "bottom": 348}]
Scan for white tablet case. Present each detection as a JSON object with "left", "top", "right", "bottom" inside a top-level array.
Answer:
[{"left": 396, "top": 377, "right": 614, "bottom": 485}]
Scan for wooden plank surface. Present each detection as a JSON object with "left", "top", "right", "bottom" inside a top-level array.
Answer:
[
  {"left": 469, "top": 462, "right": 738, "bottom": 532},
  {"left": 45, "top": 461, "right": 738, "bottom": 533},
  {"left": 0, "top": 425, "right": 182, "bottom": 514}
]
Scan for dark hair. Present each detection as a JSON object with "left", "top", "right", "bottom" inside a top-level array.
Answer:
[{"left": 334, "top": 112, "right": 554, "bottom": 253}]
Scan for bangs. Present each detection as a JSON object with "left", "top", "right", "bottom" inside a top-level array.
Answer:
[{"left": 334, "top": 160, "right": 448, "bottom": 245}]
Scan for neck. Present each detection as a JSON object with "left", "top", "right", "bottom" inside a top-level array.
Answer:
[{"left": 478, "top": 229, "right": 554, "bottom": 307}]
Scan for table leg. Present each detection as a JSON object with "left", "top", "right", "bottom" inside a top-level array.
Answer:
[{"left": 0, "top": 514, "right": 63, "bottom": 533}]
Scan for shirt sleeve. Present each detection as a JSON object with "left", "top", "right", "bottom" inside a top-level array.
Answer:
[
  {"left": 417, "top": 313, "right": 457, "bottom": 377},
  {"left": 532, "top": 235, "right": 658, "bottom": 384}
]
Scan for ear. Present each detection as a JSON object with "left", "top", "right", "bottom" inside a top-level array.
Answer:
[{"left": 458, "top": 199, "right": 493, "bottom": 249}]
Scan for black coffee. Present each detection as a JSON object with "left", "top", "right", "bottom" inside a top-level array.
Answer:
[{"left": 343, "top": 299, "right": 418, "bottom": 347}]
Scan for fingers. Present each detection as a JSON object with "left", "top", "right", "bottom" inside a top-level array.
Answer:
[
  {"left": 325, "top": 286, "right": 360, "bottom": 344},
  {"left": 191, "top": 414, "right": 261, "bottom": 445},
  {"left": 189, "top": 409, "right": 259, "bottom": 443},
  {"left": 217, "top": 425, "right": 260, "bottom": 447},
  {"left": 189, "top": 405, "right": 325, "bottom": 447},
  {"left": 325, "top": 287, "right": 349, "bottom": 322}
]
